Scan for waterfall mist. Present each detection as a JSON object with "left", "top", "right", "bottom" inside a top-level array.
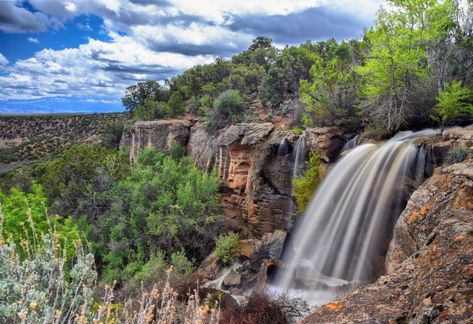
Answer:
[{"left": 273, "top": 129, "right": 437, "bottom": 305}]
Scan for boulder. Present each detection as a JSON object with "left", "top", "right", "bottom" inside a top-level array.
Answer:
[{"left": 223, "top": 270, "right": 241, "bottom": 287}]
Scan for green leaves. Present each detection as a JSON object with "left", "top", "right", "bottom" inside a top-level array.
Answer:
[
  {"left": 0, "top": 183, "right": 80, "bottom": 259},
  {"left": 96, "top": 147, "right": 221, "bottom": 282},
  {"left": 434, "top": 81, "right": 473, "bottom": 124},
  {"left": 292, "top": 154, "right": 322, "bottom": 213},
  {"left": 214, "top": 232, "right": 240, "bottom": 266}
]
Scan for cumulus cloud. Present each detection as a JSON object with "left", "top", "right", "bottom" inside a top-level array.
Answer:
[
  {"left": 0, "top": 33, "right": 213, "bottom": 100},
  {"left": 0, "top": 1, "right": 49, "bottom": 32},
  {"left": 0, "top": 0, "right": 383, "bottom": 103}
]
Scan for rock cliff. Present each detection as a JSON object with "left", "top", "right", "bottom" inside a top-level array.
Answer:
[
  {"left": 303, "top": 158, "right": 473, "bottom": 323},
  {"left": 127, "top": 119, "right": 355, "bottom": 236}
]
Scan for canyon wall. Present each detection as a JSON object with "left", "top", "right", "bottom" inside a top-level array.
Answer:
[{"left": 126, "top": 119, "right": 355, "bottom": 237}]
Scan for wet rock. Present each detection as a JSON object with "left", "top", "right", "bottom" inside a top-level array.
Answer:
[
  {"left": 223, "top": 270, "right": 241, "bottom": 287},
  {"left": 302, "top": 158, "right": 473, "bottom": 323},
  {"left": 196, "top": 253, "right": 221, "bottom": 283}
]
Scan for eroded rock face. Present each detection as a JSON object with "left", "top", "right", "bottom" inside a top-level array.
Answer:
[
  {"left": 305, "top": 127, "right": 357, "bottom": 162},
  {"left": 130, "top": 119, "right": 192, "bottom": 162},
  {"left": 303, "top": 159, "right": 473, "bottom": 323},
  {"left": 128, "top": 119, "right": 355, "bottom": 237}
]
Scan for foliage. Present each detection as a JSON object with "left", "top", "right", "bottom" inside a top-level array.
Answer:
[
  {"left": 0, "top": 183, "right": 79, "bottom": 259},
  {"left": 214, "top": 232, "right": 239, "bottom": 266},
  {"left": 292, "top": 153, "right": 322, "bottom": 213},
  {"left": 38, "top": 144, "right": 129, "bottom": 215},
  {"left": 433, "top": 81, "right": 473, "bottom": 124},
  {"left": 122, "top": 80, "right": 170, "bottom": 112},
  {"left": 99, "top": 119, "right": 125, "bottom": 149},
  {"left": 0, "top": 223, "right": 219, "bottom": 323},
  {"left": 89, "top": 148, "right": 221, "bottom": 283},
  {"left": 300, "top": 40, "right": 362, "bottom": 126}
]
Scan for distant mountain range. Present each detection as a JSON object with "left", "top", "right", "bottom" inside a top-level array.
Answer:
[{"left": 0, "top": 97, "right": 124, "bottom": 114}]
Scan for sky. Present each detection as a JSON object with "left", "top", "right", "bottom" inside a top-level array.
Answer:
[{"left": 0, "top": 0, "right": 382, "bottom": 114}]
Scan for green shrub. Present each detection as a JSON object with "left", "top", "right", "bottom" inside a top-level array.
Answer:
[
  {"left": 0, "top": 183, "right": 79, "bottom": 259},
  {"left": 38, "top": 144, "right": 129, "bottom": 215},
  {"left": 292, "top": 127, "right": 303, "bottom": 136},
  {"left": 214, "top": 232, "right": 239, "bottom": 266},
  {"left": 433, "top": 81, "right": 473, "bottom": 125},
  {"left": 91, "top": 148, "right": 221, "bottom": 282},
  {"left": 292, "top": 153, "right": 322, "bottom": 213}
]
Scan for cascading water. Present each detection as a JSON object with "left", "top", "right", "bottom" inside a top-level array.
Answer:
[
  {"left": 292, "top": 136, "right": 306, "bottom": 178},
  {"left": 278, "top": 137, "right": 290, "bottom": 156},
  {"left": 341, "top": 135, "right": 359, "bottom": 152},
  {"left": 274, "top": 129, "right": 438, "bottom": 305}
]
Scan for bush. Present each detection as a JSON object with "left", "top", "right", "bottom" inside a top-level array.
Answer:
[
  {"left": 445, "top": 148, "right": 473, "bottom": 164},
  {"left": 214, "top": 232, "right": 239, "bottom": 266},
  {"left": 433, "top": 81, "right": 473, "bottom": 125},
  {"left": 0, "top": 183, "right": 79, "bottom": 259},
  {"left": 91, "top": 148, "right": 221, "bottom": 283},
  {"left": 38, "top": 144, "right": 129, "bottom": 215},
  {"left": 220, "top": 292, "right": 309, "bottom": 323},
  {"left": 0, "top": 222, "right": 219, "bottom": 323},
  {"left": 293, "top": 153, "right": 322, "bottom": 213}
]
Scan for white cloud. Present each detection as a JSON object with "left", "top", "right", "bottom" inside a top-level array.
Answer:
[
  {"left": 28, "top": 37, "right": 40, "bottom": 44},
  {"left": 0, "top": 33, "right": 213, "bottom": 100},
  {"left": 0, "top": 53, "right": 9, "bottom": 65}
]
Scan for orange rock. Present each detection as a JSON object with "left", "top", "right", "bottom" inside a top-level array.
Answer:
[{"left": 325, "top": 302, "right": 344, "bottom": 312}]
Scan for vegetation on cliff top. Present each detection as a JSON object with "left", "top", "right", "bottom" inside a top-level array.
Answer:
[{"left": 123, "top": 0, "right": 472, "bottom": 137}]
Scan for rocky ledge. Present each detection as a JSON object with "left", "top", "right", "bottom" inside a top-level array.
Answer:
[{"left": 303, "top": 158, "right": 473, "bottom": 323}]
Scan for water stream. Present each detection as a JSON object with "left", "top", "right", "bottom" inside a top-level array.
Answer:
[{"left": 274, "top": 129, "right": 438, "bottom": 305}]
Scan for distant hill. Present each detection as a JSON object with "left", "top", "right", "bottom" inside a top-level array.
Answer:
[{"left": 0, "top": 113, "right": 129, "bottom": 172}]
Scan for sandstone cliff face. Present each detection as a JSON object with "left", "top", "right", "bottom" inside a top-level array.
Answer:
[
  {"left": 303, "top": 158, "right": 473, "bottom": 323},
  {"left": 128, "top": 120, "right": 354, "bottom": 236},
  {"left": 129, "top": 119, "right": 193, "bottom": 163}
]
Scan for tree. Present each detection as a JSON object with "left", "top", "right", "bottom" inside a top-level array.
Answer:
[
  {"left": 357, "top": 0, "right": 462, "bottom": 135},
  {"left": 433, "top": 80, "right": 473, "bottom": 125},
  {"left": 122, "top": 81, "right": 169, "bottom": 112},
  {"left": 167, "top": 91, "right": 185, "bottom": 117},
  {"left": 38, "top": 144, "right": 129, "bottom": 215},
  {"left": 300, "top": 41, "right": 361, "bottom": 126}
]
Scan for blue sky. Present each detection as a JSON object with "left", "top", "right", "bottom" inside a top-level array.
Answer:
[{"left": 0, "top": 0, "right": 382, "bottom": 114}]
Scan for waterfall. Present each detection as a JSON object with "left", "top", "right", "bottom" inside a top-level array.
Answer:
[
  {"left": 292, "top": 136, "right": 306, "bottom": 178},
  {"left": 341, "top": 135, "right": 359, "bottom": 152},
  {"left": 274, "top": 129, "right": 438, "bottom": 305},
  {"left": 277, "top": 137, "right": 289, "bottom": 156}
]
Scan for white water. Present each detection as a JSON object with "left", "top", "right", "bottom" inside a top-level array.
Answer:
[
  {"left": 292, "top": 136, "right": 306, "bottom": 178},
  {"left": 274, "top": 129, "right": 438, "bottom": 305}
]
